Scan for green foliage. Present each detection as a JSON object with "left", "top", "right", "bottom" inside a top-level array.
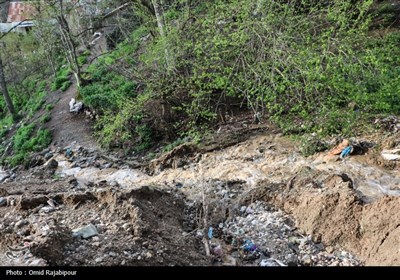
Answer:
[
  {"left": 40, "top": 113, "right": 51, "bottom": 124},
  {"left": 0, "top": 115, "right": 14, "bottom": 139},
  {"left": 77, "top": 51, "right": 90, "bottom": 67},
  {"left": 162, "top": 138, "right": 186, "bottom": 153},
  {"left": 80, "top": 32, "right": 149, "bottom": 148},
  {"left": 134, "top": 124, "right": 153, "bottom": 152},
  {"left": 299, "top": 135, "right": 329, "bottom": 157},
  {"left": 8, "top": 124, "right": 51, "bottom": 166},
  {"left": 51, "top": 67, "right": 71, "bottom": 91},
  {"left": 60, "top": 80, "right": 72, "bottom": 91},
  {"left": 22, "top": 90, "right": 47, "bottom": 118},
  {"left": 78, "top": 0, "right": 400, "bottom": 153},
  {"left": 45, "top": 104, "right": 54, "bottom": 111},
  {"left": 146, "top": 0, "right": 399, "bottom": 138}
]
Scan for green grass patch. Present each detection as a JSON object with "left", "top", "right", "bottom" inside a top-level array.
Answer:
[
  {"left": 40, "top": 113, "right": 51, "bottom": 124},
  {"left": 8, "top": 124, "right": 52, "bottom": 167}
]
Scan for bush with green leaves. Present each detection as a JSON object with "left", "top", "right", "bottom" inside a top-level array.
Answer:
[
  {"left": 51, "top": 67, "right": 71, "bottom": 91},
  {"left": 8, "top": 124, "right": 52, "bottom": 167},
  {"left": 162, "top": 0, "right": 399, "bottom": 137},
  {"left": 40, "top": 113, "right": 51, "bottom": 124},
  {"left": 80, "top": 0, "right": 400, "bottom": 151}
]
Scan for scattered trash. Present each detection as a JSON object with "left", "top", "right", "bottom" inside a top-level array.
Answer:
[
  {"left": 47, "top": 199, "right": 56, "bottom": 208},
  {"left": 243, "top": 240, "right": 257, "bottom": 252},
  {"left": 39, "top": 206, "right": 55, "bottom": 214},
  {"left": 245, "top": 207, "right": 254, "bottom": 214},
  {"left": 340, "top": 145, "right": 353, "bottom": 159},
  {"left": 208, "top": 227, "right": 214, "bottom": 239},
  {"left": 69, "top": 98, "right": 84, "bottom": 113},
  {"left": 211, "top": 245, "right": 223, "bottom": 256},
  {"left": 65, "top": 148, "right": 73, "bottom": 158},
  {"left": 260, "top": 258, "right": 286, "bottom": 267},
  {"left": 381, "top": 149, "right": 400, "bottom": 161},
  {"left": 328, "top": 139, "right": 350, "bottom": 156},
  {"left": 72, "top": 224, "right": 98, "bottom": 239},
  {"left": 260, "top": 259, "right": 277, "bottom": 267}
]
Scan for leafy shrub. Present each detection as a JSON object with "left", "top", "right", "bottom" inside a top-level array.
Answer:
[
  {"left": 9, "top": 124, "right": 52, "bottom": 166},
  {"left": 60, "top": 80, "right": 72, "bottom": 91},
  {"left": 45, "top": 104, "right": 54, "bottom": 111},
  {"left": 40, "top": 113, "right": 51, "bottom": 123},
  {"left": 51, "top": 67, "right": 71, "bottom": 91}
]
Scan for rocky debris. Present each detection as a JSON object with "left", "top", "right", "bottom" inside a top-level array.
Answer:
[
  {"left": 146, "top": 143, "right": 197, "bottom": 175},
  {"left": 0, "top": 197, "right": 6, "bottom": 207},
  {"left": 45, "top": 159, "right": 58, "bottom": 170},
  {"left": 209, "top": 201, "right": 361, "bottom": 266},
  {"left": 236, "top": 166, "right": 400, "bottom": 265},
  {"left": 374, "top": 115, "right": 400, "bottom": 133},
  {"left": 72, "top": 224, "right": 98, "bottom": 239},
  {"left": 29, "top": 155, "right": 45, "bottom": 168},
  {"left": 381, "top": 149, "right": 400, "bottom": 161},
  {"left": 1, "top": 129, "right": 400, "bottom": 266},
  {"left": 0, "top": 186, "right": 208, "bottom": 266},
  {"left": 0, "top": 169, "right": 11, "bottom": 183}
]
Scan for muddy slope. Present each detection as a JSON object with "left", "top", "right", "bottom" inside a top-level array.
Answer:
[
  {"left": 0, "top": 185, "right": 207, "bottom": 266},
  {"left": 238, "top": 168, "right": 400, "bottom": 265}
]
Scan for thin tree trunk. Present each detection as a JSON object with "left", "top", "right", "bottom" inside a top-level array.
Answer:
[
  {"left": 57, "top": 14, "right": 82, "bottom": 87},
  {"left": 151, "top": 0, "right": 172, "bottom": 70},
  {"left": 0, "top": 55, "right": 16, "bottom": 120}
]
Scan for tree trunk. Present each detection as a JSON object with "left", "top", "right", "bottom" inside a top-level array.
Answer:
[
  {"left": 151, "top": 0, "right": 172, "bottom": 70},
  {"left": 0, "top": 55, "right": 16, "bottom": 120},
  {"left": 57, "top": 14, "right": 82, "bottom": 87}
]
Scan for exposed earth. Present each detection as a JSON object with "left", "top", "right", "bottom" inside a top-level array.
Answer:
[{"left": 0, "top": 102, "right": 399, "bottom": 266}]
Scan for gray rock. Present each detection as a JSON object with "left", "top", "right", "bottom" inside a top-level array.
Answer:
[
  {"left": 0, "top": 197, "right": 6, "bottom": 207},
  {"left": 15, "top": 219, "right": 28, "bottom": 228},
  {"left": 44, "top": 159, "right": 58, "bottom": 170},
  {"left": 30, "top": 259, "right": 46, "bottom": 266},
  {"left": 72, "top": 224, "right": 98, "bottom": 239},
  {"left": 44, "top": 152, "right": 53, "bottom": 160},
  {"left": 260, "top": 259, "right": 279, "bottom": 267},
  {"left": 302, "top": 254, "right": 312, "bottom": 266},
  {"left": 40, "top": 206, "right": 55, "bottom": 213},
  {"left": 286, "top": 254, "right": 298, "bottom": 267}
]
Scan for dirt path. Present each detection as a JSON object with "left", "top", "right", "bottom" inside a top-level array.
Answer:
[{"left": 45, "top": 79, "right": 98, "bottom": 150}]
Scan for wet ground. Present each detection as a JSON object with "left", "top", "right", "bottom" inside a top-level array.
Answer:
[{"left": 1, "top": 127, "right": 399, "bottom": 266}]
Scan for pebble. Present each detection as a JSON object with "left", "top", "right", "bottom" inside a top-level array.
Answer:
[
  {"left": 15, "top": 219, "right": 28, "bottom": 228},
  {"left": 302, "top": 254, "right": 312, "bottom": 265},
  {"left": 72, "top": 224, "right": 98, "bottom": 239},
  {"left": 0, "top": 197, "right": 6, "bottom": 207},
  {"left": 326, "top": 246, "right": 334, "bottom": 254}
]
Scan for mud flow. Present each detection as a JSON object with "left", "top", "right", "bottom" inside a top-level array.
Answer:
[{"left": 1, "top": 132, "right": 399, "bottom": 266}]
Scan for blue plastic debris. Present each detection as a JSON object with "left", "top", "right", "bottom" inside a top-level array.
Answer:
[
  {"left": 65, "top": 148, "right": 73, "bottom": 158},
  {"left": 340, "top": 145, "right": 353, "bottom": 159},
  {"left": 243, "top": 240, "right": 257, "bottom": 252},
  {"left": 208, "top": 227, "right": 213, "bottom": 239}
]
